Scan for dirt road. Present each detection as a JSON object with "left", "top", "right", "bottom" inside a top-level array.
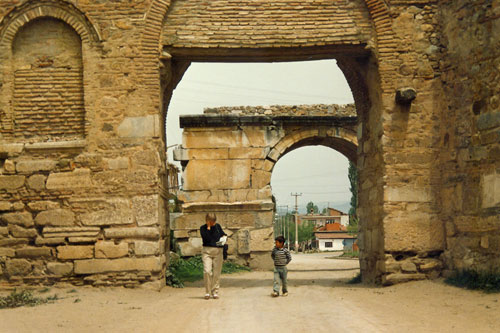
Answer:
[{"left": 1, "top": 253, "right": 499, "bottom": 332}]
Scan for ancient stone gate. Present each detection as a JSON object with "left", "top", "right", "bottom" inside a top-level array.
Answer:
[
  {"left": 172, "top": 105, "right": 358, "bottom": 268},
  {"left": 0, "top": 0, "right": 498, "bottom": 287}
]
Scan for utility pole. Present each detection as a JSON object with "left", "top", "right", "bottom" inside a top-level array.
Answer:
[
  {"left": 291, "top": 193, "right": 302, "bottom": 252},
  {"left": 276, "top": 205, "right": 288, "bottom": 239}
]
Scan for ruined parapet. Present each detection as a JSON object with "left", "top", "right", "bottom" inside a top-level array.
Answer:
[{"left": 204, "top": 104, "right": 356, "bottom": 117}]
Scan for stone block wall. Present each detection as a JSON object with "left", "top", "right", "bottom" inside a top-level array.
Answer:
[
  {"left": 438, "top": 0, "right": 500, "bottom": 274},
  {"left": 0, "top": 0, "right": 169, "bottom": 288},
  {"left": 0, "top": 142, "right": 167, "bottom": 287},
  {"left": 360, "top": 2, "right": 446, "bottom": 284},
  {"left": 174, "top": 123, "right": 278, "bottom": 269}
]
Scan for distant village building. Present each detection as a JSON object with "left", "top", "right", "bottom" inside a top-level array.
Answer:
[
  {"left": 297, "top": 207, "right": 356, "bottom": 251},
  {"left": 314, "top": 223, "right": 356, "bottom": 251},
  {"left": 298, "top": 207, "right": 349, "bottom": 228}
]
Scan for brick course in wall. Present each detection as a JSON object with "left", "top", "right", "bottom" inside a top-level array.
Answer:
[
  {"left": 13, "top": 68, "right": 85, "bottom": 139},
  {"left": 162, "top": 0, "right": 373, "bottom": 49}
]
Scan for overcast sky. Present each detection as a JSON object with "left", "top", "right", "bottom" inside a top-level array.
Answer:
[{"left": 166, "top": 60, "right": 354, "bottom": 213}]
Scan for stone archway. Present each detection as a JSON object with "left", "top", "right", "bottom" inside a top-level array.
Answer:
[
  {"left": 172, "top": 104, "right": 358, "bottom": 269},
  {"left": 1, "top": 0, "right": 477, "bottom": 288}
]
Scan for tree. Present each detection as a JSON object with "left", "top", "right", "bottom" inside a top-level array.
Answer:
[
  {"left": 348, "top": 161, "right": 359, "bottom": 234},
  {"left": 306, "top": 201, "right": 319, "bottom": 214},
  {"left": 286, "top": 216, "right": 315, "bottom": 247}
]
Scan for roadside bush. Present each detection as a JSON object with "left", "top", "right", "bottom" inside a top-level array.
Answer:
[{"left": 445, "top": 269, "right": 500, "bottom": 293}]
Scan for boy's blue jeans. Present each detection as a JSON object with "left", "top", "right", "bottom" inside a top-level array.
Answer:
[{"left": 273, "top": 266, "right": 288, "bottom": 293}]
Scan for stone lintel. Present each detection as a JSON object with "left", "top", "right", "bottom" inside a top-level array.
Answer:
[
  {"left": 164, "top": 45, "right": 370, "bottom": 62},
  {"left": 180, "top": 115, "right": 357, "bottom": 128},
  {"left": 181, "top": 200, "right": 274, "bottom": 213}
]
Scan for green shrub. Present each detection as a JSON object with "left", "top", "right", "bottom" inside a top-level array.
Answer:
[
  {"left": 222, "top": 261, "right": 251, "bottom": 274},
  {"left": 166, "top": 256, "right": 250, "bottom": 288},
  {"left": 445, "top": 269, "right": 500, "bottom": 293},
  {"left": 0, "top": 290, "right": 58, "bottom": 309}
]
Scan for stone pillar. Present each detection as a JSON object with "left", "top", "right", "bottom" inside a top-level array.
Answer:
[{"left": 173, "top": 125, "right": 276, "bottom": 269}]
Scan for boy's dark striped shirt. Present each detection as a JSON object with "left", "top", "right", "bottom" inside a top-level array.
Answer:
[{"left": 271, "top": 247, "right": 292, "bottom": 266}]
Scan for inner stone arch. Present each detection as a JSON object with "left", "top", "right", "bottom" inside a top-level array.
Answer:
[
  {"left": 267, "top": 126, "right": 359, "bottom": 169},
  {"left": 172, "top": 104, "right": 358, "bottom": 269}
]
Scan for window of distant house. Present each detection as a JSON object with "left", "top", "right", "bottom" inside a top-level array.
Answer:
[{"left": 325, "top": 242, "right": 333, "bottom": 248}]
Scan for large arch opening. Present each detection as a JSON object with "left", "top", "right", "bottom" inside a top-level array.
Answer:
[
  {"left": 158, "top": 0, "right": 387, "bottom": 285},
  {"left": 162, "top": 52, "right": 382, "bottom": 283}
]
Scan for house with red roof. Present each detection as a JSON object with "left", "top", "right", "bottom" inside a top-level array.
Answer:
[{"left": 314, "top": 222, "right": 356, "bottom": 251}]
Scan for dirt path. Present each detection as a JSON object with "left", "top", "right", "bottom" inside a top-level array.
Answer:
[{"left": 1, "top": 253, "right": 499, "bottom": 332}]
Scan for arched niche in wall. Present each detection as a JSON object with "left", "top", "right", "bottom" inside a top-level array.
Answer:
[
  {"left": 11, "top": 17, "right": 84, "bottom": 140},
  {"left": 0, "top": 1, "right": 101, "bottom": 141}
]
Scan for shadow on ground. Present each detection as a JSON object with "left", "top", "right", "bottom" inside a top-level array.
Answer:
[{"left": 182, "top": 270, "right": 362, "bottom": 289}]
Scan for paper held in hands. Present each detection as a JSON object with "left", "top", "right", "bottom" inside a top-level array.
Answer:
[{"left": 216, "top": 235, "right": 227, "bottom": 246}]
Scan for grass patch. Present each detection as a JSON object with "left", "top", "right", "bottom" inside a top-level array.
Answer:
[
  {"left": 166, "top": 255, "right": 251, "bottom": 288},
  {"left": 445, "top": 269, "right": 500, "bottom": 293},
  {"left": 222, "top": 260, "right": 251, "bottom": 274},
  {"left": 347, "top": 272, "right": 362, "bottom": 284},
  {"left": 340, "top": 250, "right": 359, "bottom": 258},
  {"left": 0, "top": 290, "right": 58, "bottom": 309}
]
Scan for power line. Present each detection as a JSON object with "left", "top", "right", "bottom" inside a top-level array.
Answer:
[
  {"left": 185, "top": 79, "right": 354, "bottom": 102},
  {"left": 300, "top": 190, "right": 349, "bottom": 195},
  {"left": 271, "top": 169, "right": 347, "bottom": 182}
]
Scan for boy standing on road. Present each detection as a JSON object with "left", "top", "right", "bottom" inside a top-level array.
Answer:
[{"left": 271, "top": 236, "right": 292, "bottom": 297}]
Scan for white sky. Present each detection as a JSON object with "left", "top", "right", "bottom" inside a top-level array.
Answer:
[{"left": 166, "top": 60, "right": 354, "bottom": 213}]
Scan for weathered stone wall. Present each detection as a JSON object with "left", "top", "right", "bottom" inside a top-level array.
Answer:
[
  {"left": 173, "top": 111, "right": 358, "bottom": 269},
  {"left": 0, "top": 0, "right": 495, "bottom": 287},
  {"left": 438, "top": 0, "right": 500, "bottom": 274},
  {"left": 373, "top": 2, "right": 446, "bottom": 285},
  {"left": 0, "top": 0, "right": 169, "bottom": 288}
]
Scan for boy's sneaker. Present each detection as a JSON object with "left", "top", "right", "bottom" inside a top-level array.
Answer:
[
  {"left": 271, "top": 292, "right": 279, "bottom": 297},
  {"left": 282, "top": 292, "right": 288, "bottom": 297},
  {"left": 204, "top": 294, "right": 210, "bottom": 300},
  {"left": 213, "top": 294, "right": 219, "bottom": 299}
]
